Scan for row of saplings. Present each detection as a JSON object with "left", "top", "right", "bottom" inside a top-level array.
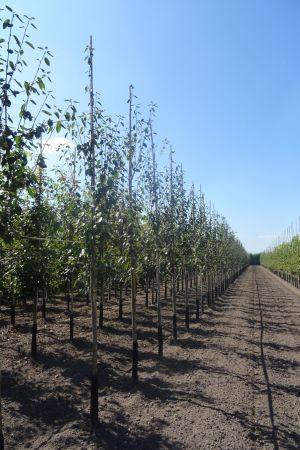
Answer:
[
  {"left": 0, "top": 264, "right": 246, "bottom": 450},
  {"left": 3, "top": 266, "right": 244, "bottom": 347},
  {"left": 268, "top": 268, "right": 300, "bottom": 288}
]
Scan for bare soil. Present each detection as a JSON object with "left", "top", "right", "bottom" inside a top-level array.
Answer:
[{"left": 1, "top": 266, "right": 299, "bottom": 449}]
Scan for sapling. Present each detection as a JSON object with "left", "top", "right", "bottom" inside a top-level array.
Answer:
[
  {"left": 169, "top": 147, "right": 177, "bottom": 341},
  {"left": 88, "top": 36, "right": 98, "bottom": 425},
  {"left": 149, "top": 111, "right": 163, "bottom": 357},
  {"left": 179, "top": 165, "right": 190, "bottom": 331},
  {"left": 128, "top": 84, "right": 138, "bottom": 380},
  {"left": 31, "top": 142, "right": 45, "bottom": 357}
]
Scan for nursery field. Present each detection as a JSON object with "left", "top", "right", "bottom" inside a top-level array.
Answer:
[
  {"left": 1, "top": 265, "right": 299, "bottom": 449},
  {"left": 1, "top": 5, "right": 300, "bottom": 450}
]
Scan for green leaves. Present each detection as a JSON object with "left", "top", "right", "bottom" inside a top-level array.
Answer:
[
  {"left": 25, "top": 40, "right": 35, "bottom": 49},
  {"left": 37, "top": 153, "right": 47, "bottom": 169},
  {"left": 3, "top": 19, "right": 12, "bottom": 29},
  {"left": 56, "top": 120, "right": 62, "bottom": 133},
  {"left": 0, "top": 6, "right": 56, "bottom": 245},
  {"left": 27, "top": 186, "right": 36, "bottom": 198},
  {"left": 24, "top": 80, "right": 31, "bottom": 94},
  {"left": 261, "top": 235, "right": 300, "bottom": 275},
  {"left": 14, "top": 135, "right": 22, "bottom": 148},
  {"left": 0, "top": 9, "right": 248, "bottom": 312},
  {"left": 37, "top": 76, "right": 45, "bottom": 91},
  {"left": 13, "top": 35, "right": 20, "bottom": 47}
]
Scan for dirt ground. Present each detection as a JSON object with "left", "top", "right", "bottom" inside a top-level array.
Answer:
[{"left": 1, "top": 266, "right": 299, "bottom": 449}]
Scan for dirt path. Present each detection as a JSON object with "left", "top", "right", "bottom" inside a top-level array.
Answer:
[{"left": 1, "top": 266, "right": 300, "bottom": 449}]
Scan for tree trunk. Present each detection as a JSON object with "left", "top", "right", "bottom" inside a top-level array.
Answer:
[
  {"left": 99, "top": 277, "right": 104, "bottom": 329},
  {"left": 157, "top": 266, "right": 163, "bottom": 358},
  {"left": 200, "top": 273, "right": 204, "bottom": 313},
  {"left": 108, "top": 278, "right": 111, "bottom": 301},
  {"left": 145, "top": 277, "right": 149, "bottom": 307},
  {"left": 89, "top": 35, "right": 98, "bottom": 425},
  {"left": 172, "top": 272, "right": 177, "bottom": 342},
  {"left": 90, "top": 267, "right": 98, "bottom": 424},
  {"left": 195, "top": 272, "right": 199, "bottom": 320},
  {"left": 131, "top": 274, "right": 138, "bottom": 380},
  {"left": 10, "top": 277, "right": 15, "bottom": 326},
  {"left": 185, "top": 271, "right": 189, "bottom": 331},
  {"left": 31, "top": 288, "right": 38, "bottom": 357},
  {"left": 70, "top": 275, "right": 74, "bottom": 341},
  {"left": 0, "top": 371, "right": 4, "bottom": 450},
  {"left": 118, "top": 282, "right": 123, "bottom": 320},
  {"left": 151, "top": 279, "right": 155, "bottom": 304},
  {"left": 42, "top": 288, "right": 47, "bottom": 320}
]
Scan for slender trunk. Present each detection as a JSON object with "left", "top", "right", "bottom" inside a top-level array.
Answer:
[
  {"left": 89, "top": 36, "right": 98, "bottom": 425},
  {"left": 156, "top": 263, "right": 162, "bottom": 357},
  {"left": 99, "top": 276, "right": 104, "bottom": 329},
  {"left": 164, "top": 279, "right": 168, "bottom": 301},
  {"left": 170, "top": 148, "right": 177, "bottom": 342},
  {"left": 151, "top": 279, "right": 155, "bottom": 304},
  {"left": 200, "top": 272, "right": 204, "bottom": 313},
  {"left": 0, "top": 371, "right": 4, "bottom": 450},
  {"left": 31, "top": 288, "right": 38, "bottom": 357},
  {"left": 90, "top": 268, "right": 98, "bottom": 424},
  {"left": 207, "top": 274, "right": 211, "bottom": 307},
  {"left": 150, "top": 115, "right": 163, "bottom": 358},
  {"left": 70, "top": 274, "right": 74, "bottom": 341},
  {"left": 145, "top": 277, "right": 149, "bottom": 307},
  {"left": 118, "top": 282, "right": 123, "bottom": 320},
  {"left": 32, "top": 139, "right": 43, "bottom": 357},
  {"left": 66, "top": 288, "right": 70, "bottom": 312},
  {"left": 195, "top": 272, "right": 199, "bottom": 320},
  {"left": 131, "top": 273, "right": 138, "bottom": 380},
  {"left": 128, "top": 84, "right": 138, "bottom": 381},
  {"left": 42, "top": 288, "right": 46, "bottom": 320},
  {"left": 172, "top": 272, "right": 177, "bottom": 342},
  {"left": 185, "top": 271, "right": 189, "bottom": 331},
  {"left": 10, "top": 279, "right": 15, "bottom": 327},
  {"left": 108, "top": 278, "right": 111, "bottom": 301}
]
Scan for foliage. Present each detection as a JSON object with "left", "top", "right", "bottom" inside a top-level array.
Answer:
[
  {"left": 261, "top": 237, "right": 300, "bottom": 275},
  {"left": 0, "top": 6, "right": 248, "bottom": 304}
]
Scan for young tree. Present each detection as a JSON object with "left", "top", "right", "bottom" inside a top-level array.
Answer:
[
  {"left": 87, "top": 36, "right": 98, "bottom": 425},
  {"left": 127, "top": 84, "right": 138, "bottom": 380},
  {"left": 149, "top": 109, "right": 163, "bottom": 356}
]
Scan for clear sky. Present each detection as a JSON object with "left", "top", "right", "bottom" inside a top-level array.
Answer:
[{"left": 4, "top": 0, "right": 300, "bottom": 253}]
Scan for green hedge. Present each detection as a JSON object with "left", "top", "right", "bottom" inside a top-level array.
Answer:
[{"left": 261, "top": 236, "right": 300, "bottom": 275}]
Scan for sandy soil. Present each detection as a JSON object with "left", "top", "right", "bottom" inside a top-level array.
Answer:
[{"left": 1, "top": 266, "right": 299, "bottom": 449}]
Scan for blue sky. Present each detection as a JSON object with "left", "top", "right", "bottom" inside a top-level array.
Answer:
[{"left": 4, "top": 0, "right": 300, "bottom": 252}]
